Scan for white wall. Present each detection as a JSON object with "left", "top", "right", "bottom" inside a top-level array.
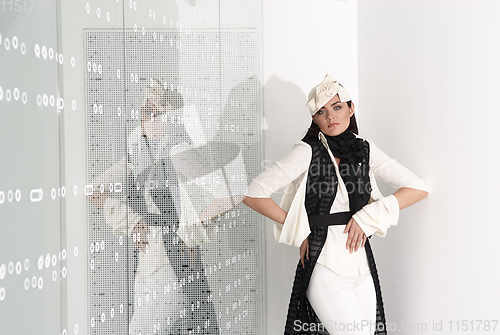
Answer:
[
  {"left": 358, "top": 0, "right": 500, "bottom": 333},
  {"left": 262, "top": 0, "right": 359, "bottom": 333}
]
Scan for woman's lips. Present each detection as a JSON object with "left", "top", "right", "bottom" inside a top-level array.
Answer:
[{"left": 328, "top": 123, "right": 340, "bottom": 127}]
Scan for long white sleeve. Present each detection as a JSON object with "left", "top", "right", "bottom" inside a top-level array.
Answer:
[
  {"left": 367, "top": 138, "right": 433, "bottom": 193},
  {"left": 352, "top": 194, "right": 400, "bottom": 238},
  {"left": 90, "top": 156, "right": 143, "bottom": 237},
  {"left": 102, "top": 197, "right": 143, "bottom": 237},
  {"left": 90, "top": 156, "right": 128, "bottom": 190},
  {"left": 244, "top": 141, "right": 310, "bottom": 198},
  {"left": 353, "top": 138, "right": 432, "bottom": 238}
]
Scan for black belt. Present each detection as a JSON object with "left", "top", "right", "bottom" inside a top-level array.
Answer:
[
  {"left": 308, "top": 210, "right": 373, "bottom": 239},
  {"left": 308, "top": 211, "right": 353, "bottom": 228}
]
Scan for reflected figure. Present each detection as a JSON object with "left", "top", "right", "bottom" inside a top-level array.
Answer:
[{"left": 90, "top": 78, "right": 219, "bottom": 335}]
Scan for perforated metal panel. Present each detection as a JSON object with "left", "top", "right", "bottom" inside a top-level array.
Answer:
[{"left": 85, "top": 29, "right": 263, "bottom": 335}]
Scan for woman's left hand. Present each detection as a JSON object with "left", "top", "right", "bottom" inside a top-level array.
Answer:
[
  {"left": 344, "top": 217, "right": 366, "bottom": 253},
  {"left": 299, "top": 238, "right": 310, "bottom": 269},
  {"left": 132, "top": 220, "right": 150, "bottom": 251}
]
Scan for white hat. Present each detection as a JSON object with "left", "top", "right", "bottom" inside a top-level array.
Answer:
[
  {"left": 144, "top": 78, "right": 183, "bottom": 115},
  {"left": 306, "top": 73, "right": 351, "bottom": 116}
]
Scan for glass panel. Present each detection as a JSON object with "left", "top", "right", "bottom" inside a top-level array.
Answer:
[
  {"left": 0, "top": 1, "right": 263, "bottom": 334},
  {"left": 58, "top": 2, "right": 126, "bottom": 334},
  {"left": 0, "top": 2, "right": 62, "bottom": 334}
]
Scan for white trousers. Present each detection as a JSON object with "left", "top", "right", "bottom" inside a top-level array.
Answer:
[
  {"left": 129, "top": 263, "right": 184, "bottom": 335},
  {"left": 306, "top": 262, "right": 377, "bottom": 335},
  {"left": 129, "top": 228, "right": 185, "bottom": 335}
]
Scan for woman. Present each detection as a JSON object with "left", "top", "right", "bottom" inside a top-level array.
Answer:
[
  {"left": 89, "top": 78, "right": 219, "bottom": 335},
  {"left": 242, "top": 73, "right": 431, "bottom": 335}
]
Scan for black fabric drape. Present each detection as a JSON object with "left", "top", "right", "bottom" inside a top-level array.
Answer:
[
  {"left": 125, "top": 135, "right": 219, "bottom": 334},
  {"left": 283, "top": 135, "right": 387, "bottom": 335}
]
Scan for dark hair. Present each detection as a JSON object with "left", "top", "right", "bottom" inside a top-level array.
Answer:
[{"left": 301, "top": 100, "right": 358, "bottom": 142}]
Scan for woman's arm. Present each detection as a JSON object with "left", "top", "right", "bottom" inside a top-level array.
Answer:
[
  {"left": 242, "top": 142, "right": 310, "bottom": 225},
  {"left": 369, "top": 138, "right": 431, "bottom": 207},
  {"left": 242, "top": 197, "right": 288, "bottom": 225},
  {"left": 88, "top": 156, "right": 144, "bottom": 237},
  {"left": 352, "top": 138, "right": 432, "bottom": 238},
  {"left": 88, "top": 156, "right": 128, "bottom": 209},
  {"left": 393, "top": 187, "right": 428, "bottom": 210}
]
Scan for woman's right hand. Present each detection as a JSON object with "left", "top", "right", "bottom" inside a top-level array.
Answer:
[
  {"left": 89, "top": 192, "right": 108, "bottom": 209},
  {"left": 300, "top": 238, "right": 310, "bottom": 269},
  {"left": 132, "top": 220, "right": 150, "bottom": 251}
]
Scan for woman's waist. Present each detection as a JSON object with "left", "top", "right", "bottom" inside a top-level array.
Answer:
[{"left": 308, "top": 211, "right": 353, "bottom": 230}]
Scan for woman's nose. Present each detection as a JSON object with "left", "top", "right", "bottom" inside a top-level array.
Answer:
[{"left": 326, "top": 110, "right": 336, "bottom": 121}]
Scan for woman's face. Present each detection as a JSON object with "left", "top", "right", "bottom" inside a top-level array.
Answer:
[
  {"left": 141, "top": 98, "right": 162, "bottom": 122},
  {"left": 140, "top": 99, "right": 175, "bottom": 139},
  {"left": 312, "top": 94, "right": 354, "bottom": 136}
]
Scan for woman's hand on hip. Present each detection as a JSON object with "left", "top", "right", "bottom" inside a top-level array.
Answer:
[
  {"left": 344, "top": 217, "right": 366, "bottom": 253},
  {"left": 300, "top": 238, "right": 310, "bottom": 269},
  {"left": 132, "top": 220, "right": 150, "bottom": 251}
]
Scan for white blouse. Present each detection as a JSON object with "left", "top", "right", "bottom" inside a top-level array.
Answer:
[
  {"left": 244, "top": 131, "right": 432, "bottom": 277},
  {"left": 91, "top": 125, "right": 217, "bottom": 251}
]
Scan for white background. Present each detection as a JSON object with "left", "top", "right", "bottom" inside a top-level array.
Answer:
[{"left": 263, "top": 0, "right": 500, "bottom": 333}]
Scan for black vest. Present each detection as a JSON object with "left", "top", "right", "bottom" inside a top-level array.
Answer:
[
  {"left": 124, "top": 141, "right": 220, "bottom": 334},
  {"left": 283, "top": 135, "right": 389, "bottom": 335},
  {"left": 302, "top": 134, "right": 372, "bottom": 219}
]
